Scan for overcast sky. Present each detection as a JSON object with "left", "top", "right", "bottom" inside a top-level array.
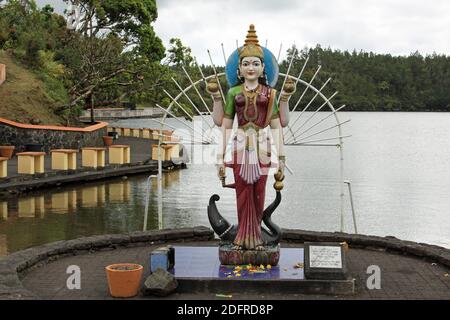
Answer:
[{"left": 36, "top": 0, "right": 450, "bottom": 65}]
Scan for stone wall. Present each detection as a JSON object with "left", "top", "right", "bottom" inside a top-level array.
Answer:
[
  {"left": 0, "top": 64, "right": 5, "bottom": 86},
  {"left": 282, "top": 229, "right": 450, "bottom": 267},
  {"left": 0, "top": 118, "right": 108, "bottom": 152},
  {"left": 0, "top": 226, "right": 214, "bottom": 299}
]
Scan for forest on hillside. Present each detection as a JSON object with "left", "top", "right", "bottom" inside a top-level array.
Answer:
[
  {"left": 279, "top": 45, "right": 450, "bottom": 112},
  {"left": 0, "top": 0, "right": 449, "bottom": 125}
]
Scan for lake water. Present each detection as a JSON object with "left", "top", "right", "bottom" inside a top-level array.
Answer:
[{"left": 1, "top": 112, "right": 449, "bottom": 255}]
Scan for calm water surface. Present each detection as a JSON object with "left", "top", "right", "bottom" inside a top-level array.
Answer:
[{"left": 1, "top": 112, "right": 449, "bottom": 255}]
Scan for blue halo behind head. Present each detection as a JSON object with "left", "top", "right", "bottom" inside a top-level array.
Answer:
[{"left": 225, "top": 47, "right": 279, "bottom": 88}]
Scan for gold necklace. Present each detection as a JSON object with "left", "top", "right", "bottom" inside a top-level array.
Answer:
[
  {"left": 244, "top": 83, "right": 259, "bottom": 93},
  {"left": 242, "top": 84, "right": 259, "bottom": 122}
]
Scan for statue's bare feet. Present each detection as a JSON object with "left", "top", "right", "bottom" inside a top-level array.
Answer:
[
  {"left": 255, "top": 245, "right": 266, "bottom": 251},
  {"left": 232, "top": 244, "right": 243, "bottom": 250}
]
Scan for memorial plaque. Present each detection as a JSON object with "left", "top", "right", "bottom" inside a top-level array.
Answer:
[
  {"left": 304, "top": 242, "right": 348, "bottom": 280},
  {"left": 309, "top": 245, "right": 342, "bottom": 268}
]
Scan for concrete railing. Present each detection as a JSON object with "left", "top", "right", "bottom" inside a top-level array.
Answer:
[{"left": 80, "top": 108, "right": 163, "bottom": 121}]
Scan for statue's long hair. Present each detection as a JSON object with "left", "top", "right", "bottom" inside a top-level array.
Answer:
[{"left": 237, "top": 57, "right": 268, "bottom": 86}]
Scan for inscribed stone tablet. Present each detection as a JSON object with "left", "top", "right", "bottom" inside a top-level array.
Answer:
[{"left": 309, "top": 245, "right": 342, "bottom": 269}]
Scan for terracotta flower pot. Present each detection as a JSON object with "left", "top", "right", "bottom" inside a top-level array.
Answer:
[
  {"left": 103, "top": 136, "right": 113, "bottom": 146},
  {"left": 105, "top": 263, "right": 143, "bottom": 298},
  {"left": 0, "top": 146, "right": 15, "bottom": 159}
]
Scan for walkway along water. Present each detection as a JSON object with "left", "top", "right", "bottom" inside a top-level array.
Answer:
[{"left": 0, "top": 136, "right": 186, "bottom": 200}]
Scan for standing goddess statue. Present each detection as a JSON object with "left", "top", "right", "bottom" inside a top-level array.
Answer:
[{"left": 207, "top": 25, "right": 295, "bottom": 261}]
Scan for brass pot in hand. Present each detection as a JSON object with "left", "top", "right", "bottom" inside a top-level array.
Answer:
[
  {"left": 206, "top": 78, "right": 219, "bottom": 95},
  {"left": 283, "top": 78, "right": 296, "bottom": 94}
]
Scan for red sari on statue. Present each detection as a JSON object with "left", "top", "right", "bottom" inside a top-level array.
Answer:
[{"left": 223, "top": 83, "right": 279, "bottom": 250}]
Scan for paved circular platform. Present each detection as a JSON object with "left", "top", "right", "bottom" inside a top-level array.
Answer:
[{"left": 20, "top": 241, "right": 450, "bottom": 300}]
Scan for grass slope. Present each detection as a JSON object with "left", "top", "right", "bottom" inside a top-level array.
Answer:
[{"left": 0, "top": 50, "right": 66, "bottom": 125}]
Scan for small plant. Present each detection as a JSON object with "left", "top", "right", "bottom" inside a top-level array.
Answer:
[{"left": 109, "top": 265, "right": 140, "bottom": 271}]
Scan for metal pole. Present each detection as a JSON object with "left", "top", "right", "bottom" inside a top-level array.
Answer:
[
  {"left": 155, "top": 103, "right": 211, "bottom": 144},
  {"left": 339, "top": 143, "right": 344, "bottom": 233},
  {"left": 171, "top": 77, "right": 214, "bottom": 130},
  {"left": 277, "top": 47, "right": 297, "bottom": 104},
  {"left": 207, "top": 49, "right": 226, "bottom": 104},
  {"left": 181, "top": 66, "right": 212, "bottom": 114},
  {"left": 277, "top": 43, "right": 283, "bottom": 63},
  {"left": 344, "top": 180, "right": 358, "bottom": 234},
  {"left": 143, "top": 174, "right": 157, "bottom": 231},
  {"left": 150, "top": 117, "right": 206, "bottom": 145},
  {"left": 221, "top": 43, "right": 227, "bottom": 65},
  {"left": 288, "top": 105, "right": 347, "bottom": 142},
  {"left": 291, "top": 120, "right": 351, "bottom": 144},
  {"left": 285, "top": 90, "right": 338, "bottom": 144},
  {"left": 290, "top": 135, "right": 351, "bottom": 145},
  {"left": 157, "top": 137, "right": 163, "bottom": 230}
]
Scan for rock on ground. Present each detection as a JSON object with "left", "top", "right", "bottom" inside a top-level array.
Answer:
[{"left": 142, "top": 269, "right": 178, "bottom": 297}]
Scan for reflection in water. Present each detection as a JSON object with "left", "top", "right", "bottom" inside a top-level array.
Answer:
[
  {"left": 51, "top": 191, "right": 77, "bottom": 213},
  {"left": 0, "top": 179, "right": 140, "bottom": 254},
  {"left": 0, "top": 234, "right": 6, "bottom": 256},
  {"left": 109, "top": 181, "right": 130, "bottom": 203},
  {"left": 18, "top": 196, "right": 44, "bottom": 218},
  {"left": 0, "top": 202, "right": 7, "bottom": 220},
  {"left": 81, "top": 186, "right": 106, "bottom": 208},
  {"left": 144, "top": 170, "right": 180, "bottom": 230}
]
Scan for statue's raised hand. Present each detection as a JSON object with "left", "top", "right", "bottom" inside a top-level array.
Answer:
[
  {"left": 280, "top": 77, "right": 296, "bottom": 101},
  {"left": 206, "top": 78, "right": 221, "bottom": 100}
]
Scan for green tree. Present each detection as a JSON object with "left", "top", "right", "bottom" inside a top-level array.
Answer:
[
  {"left": 59, "top": 0, "right": 165, "bottom": 120},
  {"left": 165, "top": 38, "right": 194, "bottom": 66}
]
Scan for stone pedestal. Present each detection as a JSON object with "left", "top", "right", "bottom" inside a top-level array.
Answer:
[
  {"left": 17, "top": 152, "right": 45, "bottom": 174},
  {"left": 218, "top": 243, "right": 280, "bottom": 266},
  {"left": 51, "top": 149, "right": 77, "bottom": 170},
  {"left": 108, "top": 145, "right": 130, "bottom": 164},
  {"left": 131, "top": 128, "right": 140, "bottom": 137},
  {"left": 0, "top": 157, "right": 7, "bottom": 178},
  {"left": 171, "top": 246, "right": 355, "bottom": 295},
  {"left": 81, "top": 147, "right": 105, "bottom": 168},
  {"left": 142, "top": 129, "right": 152, "bottom": 139}
]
